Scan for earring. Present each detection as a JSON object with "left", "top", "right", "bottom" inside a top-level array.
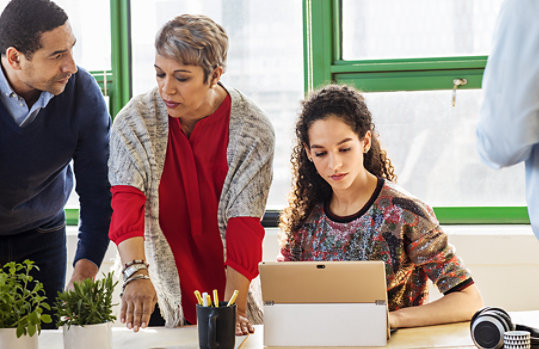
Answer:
[
  {"left": 364, "top": 148, "right": 370, "bottom": 154},
  {"left": 308, "top": 157, "right": 313, "bottom": 162}
]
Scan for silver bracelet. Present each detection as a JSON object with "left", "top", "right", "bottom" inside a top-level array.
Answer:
[
  {"left": 120, "top": 274, "right": 150, "bottom": 297},
  {"left": 122, "top": 263, "right": 148, "bottom": 281}
]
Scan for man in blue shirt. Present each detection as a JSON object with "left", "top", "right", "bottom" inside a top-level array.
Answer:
[
  {"left": 0, "top": 0, "right": 112, "bottom": 322},
  {"left": 476, "top": 0, "right": 539, "bottom": 240}
]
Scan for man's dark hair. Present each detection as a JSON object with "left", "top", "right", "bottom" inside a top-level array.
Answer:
[{"left": 0, "top": 0, "right": 68, "bottom": 58}]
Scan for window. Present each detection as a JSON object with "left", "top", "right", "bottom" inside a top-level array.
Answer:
[
  {"left": 304, "top": 0, "right": 527, "bottom": 223},
  {"left": 130, "top": 0, "right": 304, "bottom": 210},
  {"left": 342, "top": 0, "right": 503, "bottom": 60}
]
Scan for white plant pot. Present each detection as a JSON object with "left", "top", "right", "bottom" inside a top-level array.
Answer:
[
  {"left": 62, "top": 322, "right": 112, "bottom": 349},
  {"left": 0, "top": 328, "right": 38, "bottom": 349}
]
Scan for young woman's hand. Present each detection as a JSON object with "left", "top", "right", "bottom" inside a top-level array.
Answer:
[{"left": 388, "top": 284, "right": 483, "bottom": 328}]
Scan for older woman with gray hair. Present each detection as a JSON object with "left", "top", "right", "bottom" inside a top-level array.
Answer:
[{"left": 108, "top": 14, "right": 274, "bottom": 335}]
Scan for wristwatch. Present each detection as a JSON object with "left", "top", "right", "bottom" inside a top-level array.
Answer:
[{"left": 122, "top": 263, "right": 148, "bottom": 281}]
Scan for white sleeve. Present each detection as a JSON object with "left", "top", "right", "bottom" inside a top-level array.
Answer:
[{"left": 476, "top": 0, "right": 539, "bottom": 168}]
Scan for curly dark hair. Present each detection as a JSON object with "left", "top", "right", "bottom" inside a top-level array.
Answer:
[
  {"left": 0, "top": 0, "right": 68, "bottom": 58},
  {"left": 280, "top": 84, "right": 397, "bottom": 236}
]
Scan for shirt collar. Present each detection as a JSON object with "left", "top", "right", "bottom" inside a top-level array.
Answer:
[
  {"left": 0, "top": 62, "right": 55, "bottom": 106},
  {"left": 35, "top": 87, "right": 55, "bottom": 109},
  {"left": 0, "top": 63, "right": 16, "bottom": 98}
]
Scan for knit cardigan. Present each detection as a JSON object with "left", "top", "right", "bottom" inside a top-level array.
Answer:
[{"left": 109, "top": 85, "right": 274, "bottom": 326}]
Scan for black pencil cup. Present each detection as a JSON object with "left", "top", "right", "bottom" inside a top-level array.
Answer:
[{"left": 196, "top": 302, "right": 236, "bottom": 349}]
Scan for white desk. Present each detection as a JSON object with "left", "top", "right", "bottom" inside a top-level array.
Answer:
[
  {"left": 37, "top": 310, "right": 539, "bottom": 349},
  {"left": 39, "top": 326, "right": 250, "bottom": 349}
]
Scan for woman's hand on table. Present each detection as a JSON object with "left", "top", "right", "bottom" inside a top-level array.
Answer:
[
  {"left": 224, "top": 266, "right": 254, "bottom": 336},
  {"left": 121, "top": 274, "right": 157, "bottom": 333},
  {"left": 236, "top": 309, "right": 255, "bottom": 336}
]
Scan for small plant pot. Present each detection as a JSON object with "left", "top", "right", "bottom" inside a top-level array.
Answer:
[
  {"left": 0, "top": 328, "right": 38, "bottom": 349},
  {"left": 62, "top": 322, "right": 112, "bottom": 349}
]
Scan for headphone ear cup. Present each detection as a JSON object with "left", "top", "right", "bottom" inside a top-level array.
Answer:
[
  {"left": 489, "top": 308, "right": 514, "bottom": 331},
  {"left": 471, "top": 307, "right": 495, "bottom": 325},
  {"left": 470, "top": 307, "right": 514, "bottom": 349},
  {"left": 470, "top": 307, "right": 514, "bottom": 332}
]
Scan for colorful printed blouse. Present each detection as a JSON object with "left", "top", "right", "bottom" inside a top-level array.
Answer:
[{"left": 280, "top": 178, "right": 473, "bottom": 311}]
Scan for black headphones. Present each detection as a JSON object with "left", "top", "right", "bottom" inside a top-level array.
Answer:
[{"left": 470, "top": 307, "right": 539, "bottom": 349}]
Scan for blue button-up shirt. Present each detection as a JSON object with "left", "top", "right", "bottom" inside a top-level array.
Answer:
[
  {"left": 476, "top": 0, "right": 539, "bottom": 239},
  {"left": 0, "top": 65, "right": 54, "bottom": 127}
]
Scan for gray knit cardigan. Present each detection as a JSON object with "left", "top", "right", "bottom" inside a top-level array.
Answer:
[{"left": 109, "top": 85, "right": 274, "bottom": 327}]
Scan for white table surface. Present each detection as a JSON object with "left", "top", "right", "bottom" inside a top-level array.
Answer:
[
  {"left": 39, "top": 325, "right": 250, "bottom": 349},
  {"left": 37, "top": 311, "right": 539, "bottom": 349}
]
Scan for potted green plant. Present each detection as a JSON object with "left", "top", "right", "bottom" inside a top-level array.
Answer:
[
  {"left": 53, "top": 272, "right": 117, "bottom": 349},
  {"left": 0, "top": 259, "right": 52, "bottom": 349}
]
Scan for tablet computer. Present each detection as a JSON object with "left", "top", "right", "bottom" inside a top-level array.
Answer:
[
  {"left": 259, "top": 261, "right": 389, "bottom": 347},
  {"left": 259, "top": 260, "right": 387, "bottom": 304}
]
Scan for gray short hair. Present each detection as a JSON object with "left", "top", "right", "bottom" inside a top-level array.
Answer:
[{"left": 155, "top": 14, "right": 228, "bottom": 83}]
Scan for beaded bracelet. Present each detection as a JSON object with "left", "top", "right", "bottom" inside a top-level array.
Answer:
[{"left": 123, "top": 259, "right": 148, "bottom": 270}]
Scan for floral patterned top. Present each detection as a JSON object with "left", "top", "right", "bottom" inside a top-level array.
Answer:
[{"left": 280, "top": 178, "right": 473, "bottom": 311}]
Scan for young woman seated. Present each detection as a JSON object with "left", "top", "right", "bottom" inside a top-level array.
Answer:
[{"left": 279, "top": 84, "right": 483, "bottom": 328}]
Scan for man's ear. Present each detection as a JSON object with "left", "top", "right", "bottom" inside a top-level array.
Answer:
[{"left": 5, "top": 47, "right": 23, "bottom": 70}]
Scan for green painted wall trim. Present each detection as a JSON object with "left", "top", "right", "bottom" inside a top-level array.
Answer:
[
  {"left": 65, "top": 209, "right": 79, "bottom": 226},
  {"left": 433, "top": 207, "right": 530, "bottom": 224},
  {"left": 110, "top": 0, "right": 132, "bottom": 118},
  {"left": 64, "top": 206, "right": 530, "bottom": 227}
]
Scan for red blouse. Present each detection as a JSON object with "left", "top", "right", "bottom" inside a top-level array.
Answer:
[{"left": 109, "top": 94, "right": 265, "bottom": 324}]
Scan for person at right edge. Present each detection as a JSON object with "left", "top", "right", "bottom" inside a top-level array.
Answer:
[{"left": 476, "top": 0, "right": 539, "bottom": 240}]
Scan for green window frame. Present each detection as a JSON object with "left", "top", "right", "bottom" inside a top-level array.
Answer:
[
  {"left": 303, "top": 0, "right": 529, "bottom": 224},
  {"left": 86, "top": 0, "right": 131, "bottom": 117},
  {"left": 109, "top": 0, "right": 132, "bottom": 117},
  {"left": 66, "top": 0, "right": 132, "bottom": 225}
]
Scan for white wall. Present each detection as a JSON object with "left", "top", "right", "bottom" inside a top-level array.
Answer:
[
  {"left": 436, "top": 225, "right": 539, "bottom": 311},
  {"left": 66, "top": 224, "right": 539, "bottom": 321}
]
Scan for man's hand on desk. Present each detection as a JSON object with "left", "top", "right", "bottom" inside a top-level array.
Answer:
[{"left": 66, "top": 258, "right": 98, "bottom": 290}]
